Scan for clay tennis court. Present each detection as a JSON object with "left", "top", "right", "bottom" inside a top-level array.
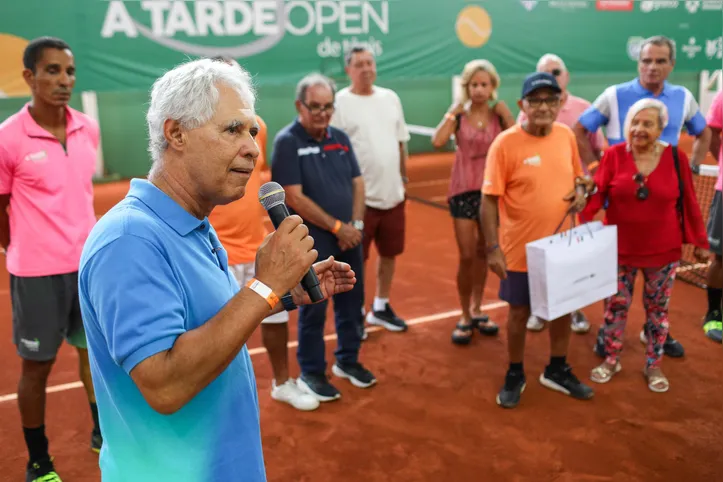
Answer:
[{"left": 0, "top": 147, "right": 721, "bottom": 482}]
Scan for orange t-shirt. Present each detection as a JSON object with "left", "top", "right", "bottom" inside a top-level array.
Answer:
[
  {"left": 208, "top": 116, "right": 270, "bottom": 266},
  {"left": 482, "top": 122, "right": 584, "bottom": 272}
]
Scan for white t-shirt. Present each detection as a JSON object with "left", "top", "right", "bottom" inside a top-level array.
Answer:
[{"left": 331, "top": 86, "right": 411, "bottom": 210}]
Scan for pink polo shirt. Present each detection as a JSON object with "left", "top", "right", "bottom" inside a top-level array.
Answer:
[
  {"left": 518, "top": 93, "right": 607, "bottom": 155},
  {"left": 0, "top": 104, "right": 99, "bottom": 277},
  {"left": 705, "top": 89, "right": 722, "bottom": 191}
]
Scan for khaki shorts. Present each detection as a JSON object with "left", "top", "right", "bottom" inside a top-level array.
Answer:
[{"left": 229, "top": 263, "right": 290, "bottom": 324}]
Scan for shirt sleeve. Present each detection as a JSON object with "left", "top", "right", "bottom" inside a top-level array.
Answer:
[
  {"left": 569, "top": 129, "right": 584, "bottom": 178},
  {"left": 340, "top": 131, "right": 362, "bottom": 179},
  {"left": 682, "top": 88, "right": 707, "bottom": 136},
  {"left": 393, "top": 92, "right": 411, "bottom": 143},
  {"left": 270, "top": 133, "right": 301, "bottom": 187},
  {"left": 0, "top": 143, "right": 15, "bottom": 195},
  {"left": 481, "top": 136, "right": 507, "bottom": 196},
  {"left": 578, "top": 86, "right": 615, "bottom": 133},
  {"left": 705, "top": 90, "right": 723, "bottom": 129},
  {"left": 82, "top": 234, "right": 187, "bottom": 375}
]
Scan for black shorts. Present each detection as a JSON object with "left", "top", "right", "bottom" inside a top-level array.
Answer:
[
  {"left": 10, "top": 272, "right": 87, "bottom": 361},
  {"left": 707, "top": 190, "right": 722, "bottom": 256},
  {"left": 449, "top": 191, "right": 481, "bottom": 220},
  {"left": 499, "top": 271, "right": 531, "bottom": 307}
]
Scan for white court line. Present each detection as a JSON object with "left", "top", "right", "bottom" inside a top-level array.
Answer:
[{"left": 0, "top": 301, "right": 508, "bottom": 405}]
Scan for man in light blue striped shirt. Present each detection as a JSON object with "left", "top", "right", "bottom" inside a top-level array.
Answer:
[
  {"left": 574, "top": 36, "right": 711, "bottom": 169},
  {"left": 573, "top": 35, "right": 712, "bottom": 360}
]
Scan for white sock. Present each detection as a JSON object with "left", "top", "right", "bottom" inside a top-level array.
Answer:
[{"left": 373, "top": 297, "right": 389, "bottom": 312}]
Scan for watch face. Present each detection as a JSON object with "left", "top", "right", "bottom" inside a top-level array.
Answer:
[{"left": 352, "top": 221, "right": 364, "bottom": 230}]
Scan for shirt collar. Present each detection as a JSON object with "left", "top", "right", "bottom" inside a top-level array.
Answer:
[
  {"left": 632, "top": 78, "right": 671, "bottom": 98},
  {"left": 126, "top": 178, "right": 207, "bottom": 236},
  {"left": 292, "top": 118, "right": 331, "bottom": 142},
  {"left": 20, "top": 103, "right": 85, "bottom": 139}
]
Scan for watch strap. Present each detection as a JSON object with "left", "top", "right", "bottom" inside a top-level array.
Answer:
[{"left": 281, "top": 292, "right": 297, "bottom": 312}]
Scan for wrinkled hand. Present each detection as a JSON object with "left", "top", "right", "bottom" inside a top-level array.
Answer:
[
  {"left": 563, "top": 185, "right": 587, "bottom": 213},
  {"left": 487, "top": 248, "right": 507, "bottom": 280},
  {"left": 336, "top": 223, "right": 362, "bottom": 251},
  {"left": 255, "top": 215, "right": 317, "bottom": 296},
  {"left": 693, "top": 246, "right": 710, "bottom": 262},
  {"left": 290, "top": 256, "right": 356, "bottom": 306}
]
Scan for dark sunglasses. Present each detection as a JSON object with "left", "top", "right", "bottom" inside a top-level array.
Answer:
[
  {"left": 633, "top": 173, "right": 649, "bottom": 200},
  {"left": 551, "top": 68, "right": 562, "bottom": 77}
]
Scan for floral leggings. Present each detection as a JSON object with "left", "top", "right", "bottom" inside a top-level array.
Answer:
[{"left": 603, "top": 262, "right": 679, "bottom": 369}]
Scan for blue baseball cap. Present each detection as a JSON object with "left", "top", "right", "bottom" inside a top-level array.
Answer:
[{"left": 521, "top": 72, "right": 562, "bottom": 98}]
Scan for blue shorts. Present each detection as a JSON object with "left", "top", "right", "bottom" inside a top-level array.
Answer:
[{"left": 498, "top": 271, "right": 530, "bottom": 307}]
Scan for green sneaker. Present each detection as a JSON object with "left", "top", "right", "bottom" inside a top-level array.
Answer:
[
  {"left": 703, "top": 310, "right": 722, "bottom": 344},
  {"left": 26, "top": 457, "right": 62, "bottom": 482}
]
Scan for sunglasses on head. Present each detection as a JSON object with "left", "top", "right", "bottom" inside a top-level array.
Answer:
[{"left": 633, "top": 173, "right": 649, "bottom": 200}]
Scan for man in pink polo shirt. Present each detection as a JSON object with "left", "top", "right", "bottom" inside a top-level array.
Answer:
[
  {"left": 702, "top": 89, "right": 722, "bottom": 343},
  {"left": 518, "top": 53, "right": 606, "bottom": 335},
  {"left": 0, "top": 37, "right": 102, "bottom": 482}
]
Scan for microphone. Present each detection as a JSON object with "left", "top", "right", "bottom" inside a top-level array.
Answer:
[{"left": 258, "top": 182, "right": 324, "bottom": 303}]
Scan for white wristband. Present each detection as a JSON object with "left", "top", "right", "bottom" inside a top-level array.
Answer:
[{"left": 245, "top": 278, "right": 279, "bottom": 309}]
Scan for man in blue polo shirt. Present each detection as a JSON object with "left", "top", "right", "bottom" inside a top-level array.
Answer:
[
  {"left": 77, "top": 59, "right": 357, "bottom": 481},
  {"left": 573, "top": 35, "right": 711, "bottom": 360},
  {"left": 271, "top": 73, "right": 376, "bottom": 403}
]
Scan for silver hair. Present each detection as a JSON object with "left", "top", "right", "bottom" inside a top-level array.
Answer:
[
  {"left": 536, "top": 53, "right": 567, "bottom": 72},
  {"left": 295, "top": 73, "right": 336, "bottom": 102},
  {"left": 146, "top": 58, "right": 256, "bottom": 164},
  {"left": 623, "top": 98, "right": 669, "bottom": 143},
  {"left": 640, "top": 35, "right": 676, "bottom": 62}
]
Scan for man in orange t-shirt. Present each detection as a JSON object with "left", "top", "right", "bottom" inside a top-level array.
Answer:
[
  {"left": 480, "top": 72, "right": 595, "bottom": 409},
  {"left": 208, "top": 56, "right": 319, "bottom": 412}
]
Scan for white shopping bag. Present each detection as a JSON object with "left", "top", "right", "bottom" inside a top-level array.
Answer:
[{"left": 526, "top": 220, "right": 618, "bottom": 321}]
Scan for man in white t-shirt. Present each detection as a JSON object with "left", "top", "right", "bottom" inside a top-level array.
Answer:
[{"left": 331, "top": 46, "right": 410, "bottom": 334}]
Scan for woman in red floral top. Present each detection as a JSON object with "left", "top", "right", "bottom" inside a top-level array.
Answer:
[{"left": 579, "top": 98, "right": 708, "bottom": 392}]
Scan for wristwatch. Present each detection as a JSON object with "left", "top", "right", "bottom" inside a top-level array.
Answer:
[
  {"left": 281, "top": 292, "right": 297, "bottom": 312},
  {"left": 351, "top": 220, "right": 364, "bottom": 231}
]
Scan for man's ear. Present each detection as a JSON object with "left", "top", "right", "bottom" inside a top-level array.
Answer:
[
  {"left": 164, "top": 119, "right": 186, "bottom": 153},
  {"left": 22, "top": 69, "right": 34, "bottom": 90}
]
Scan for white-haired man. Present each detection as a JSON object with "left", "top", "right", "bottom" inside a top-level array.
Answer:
[
  {"left": 77, "top": 59, "right": 357, "bottom": 480},
  {"left": 518, "top": 53, "right": 606, "bottom": 335}
]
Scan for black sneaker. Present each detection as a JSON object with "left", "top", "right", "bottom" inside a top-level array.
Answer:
[
  {"left": 297, "top": 372, "right": 341, "bottom": 402},
  {"left": 496, "top": 369, "right": 526, "bottom": 409},
  {"left": 26, "top": 456, "right": 61, "bottom": 482},
  {"left": 593, "top": 326, "right": 606, "bottom": 358},
  {"left": 366, "top": 304, "right": 408, "bottom": 332},
  {"left": 332, "top": 362, "right": 377, "bottom": 388},
  {"left": 91, "top": 429, "right": 102, "bottom": 454},
  {"left": 540, "top": 364, "right": 594, "bottom": 400},
  {"left": 639, "top": 330, "right": 686, "bottom": 358}
]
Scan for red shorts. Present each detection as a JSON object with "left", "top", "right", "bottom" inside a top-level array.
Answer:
[{"left": 362, "top": 201, "right": 406, "bottom": 260}]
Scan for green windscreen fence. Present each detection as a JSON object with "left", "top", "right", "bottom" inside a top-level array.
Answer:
[{"left": 1, "top": 1, "right": 720, "bottom": 177}]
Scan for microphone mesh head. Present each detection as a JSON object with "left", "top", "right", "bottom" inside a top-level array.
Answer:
[{"left": 258, "top": 182, "right": 286, "bottom": 210}]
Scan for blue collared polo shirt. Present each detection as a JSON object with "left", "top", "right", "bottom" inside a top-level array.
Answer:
[
  {"left": 78, "top": 179, "right": 265, "bottom": 482},
  {"left": 270, "top": 119, "right": 361, "bottom": 252},
  {"left": 578, "top": 78, "right": 707, "bottom": 147}
]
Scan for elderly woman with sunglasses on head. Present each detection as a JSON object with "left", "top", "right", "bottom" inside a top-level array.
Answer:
[{"left": 579, "top": 98, "right": 708, "bottom": 393}]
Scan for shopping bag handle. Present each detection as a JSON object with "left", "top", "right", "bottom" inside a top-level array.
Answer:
[{"left": 551, "top": 209, "right": 595, "bottom": 246}]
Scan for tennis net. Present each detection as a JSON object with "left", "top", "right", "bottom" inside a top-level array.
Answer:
[{"left": 679, "top": 164, "right": 719, "bottom": 289}]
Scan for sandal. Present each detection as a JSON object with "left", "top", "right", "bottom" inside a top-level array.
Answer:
[
  {"left": 590, "top": 362, "right": 621, "bottom": 384},
  {"left": 643, "top": 367, "right": 669, "bottom": 393},
  {"left": 451, "top": 321, "right": 475, "bottom": 345},
  {"left": 472, "top": 315, "right": 499, "bottom": 336}
]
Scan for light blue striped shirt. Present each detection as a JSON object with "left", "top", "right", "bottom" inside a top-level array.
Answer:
[{"left": 578, "top": 78, "right": 707, "bottom": 147}]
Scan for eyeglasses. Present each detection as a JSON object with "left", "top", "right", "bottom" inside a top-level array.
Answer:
[
  {"left": 302, "top": 101, "right": 335, "bottom": 115},
  {"left": 551, "top": 68, "right": 562, "bottom": 77},
  {"left": 525, "top": 96, "right": 560, "bottom": 108},
  {"left": 633, "top": 173, "right": 649, "bottom": 200}
]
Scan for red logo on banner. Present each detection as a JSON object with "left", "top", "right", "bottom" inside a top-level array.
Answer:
[{"left": 596, "top": 0, "right": 634, "bottom": 10}]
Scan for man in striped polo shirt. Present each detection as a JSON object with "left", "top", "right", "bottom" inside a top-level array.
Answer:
[{"left": 574, "top": 35, "right": 712, "bottom": 359}]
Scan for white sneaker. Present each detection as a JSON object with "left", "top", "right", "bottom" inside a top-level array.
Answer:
[
  {"left": 527, "top": 315, "right": 545, "bottom": 332},
  {"left": 271, "top": 379, "right": 320, "bottom": 411}
]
